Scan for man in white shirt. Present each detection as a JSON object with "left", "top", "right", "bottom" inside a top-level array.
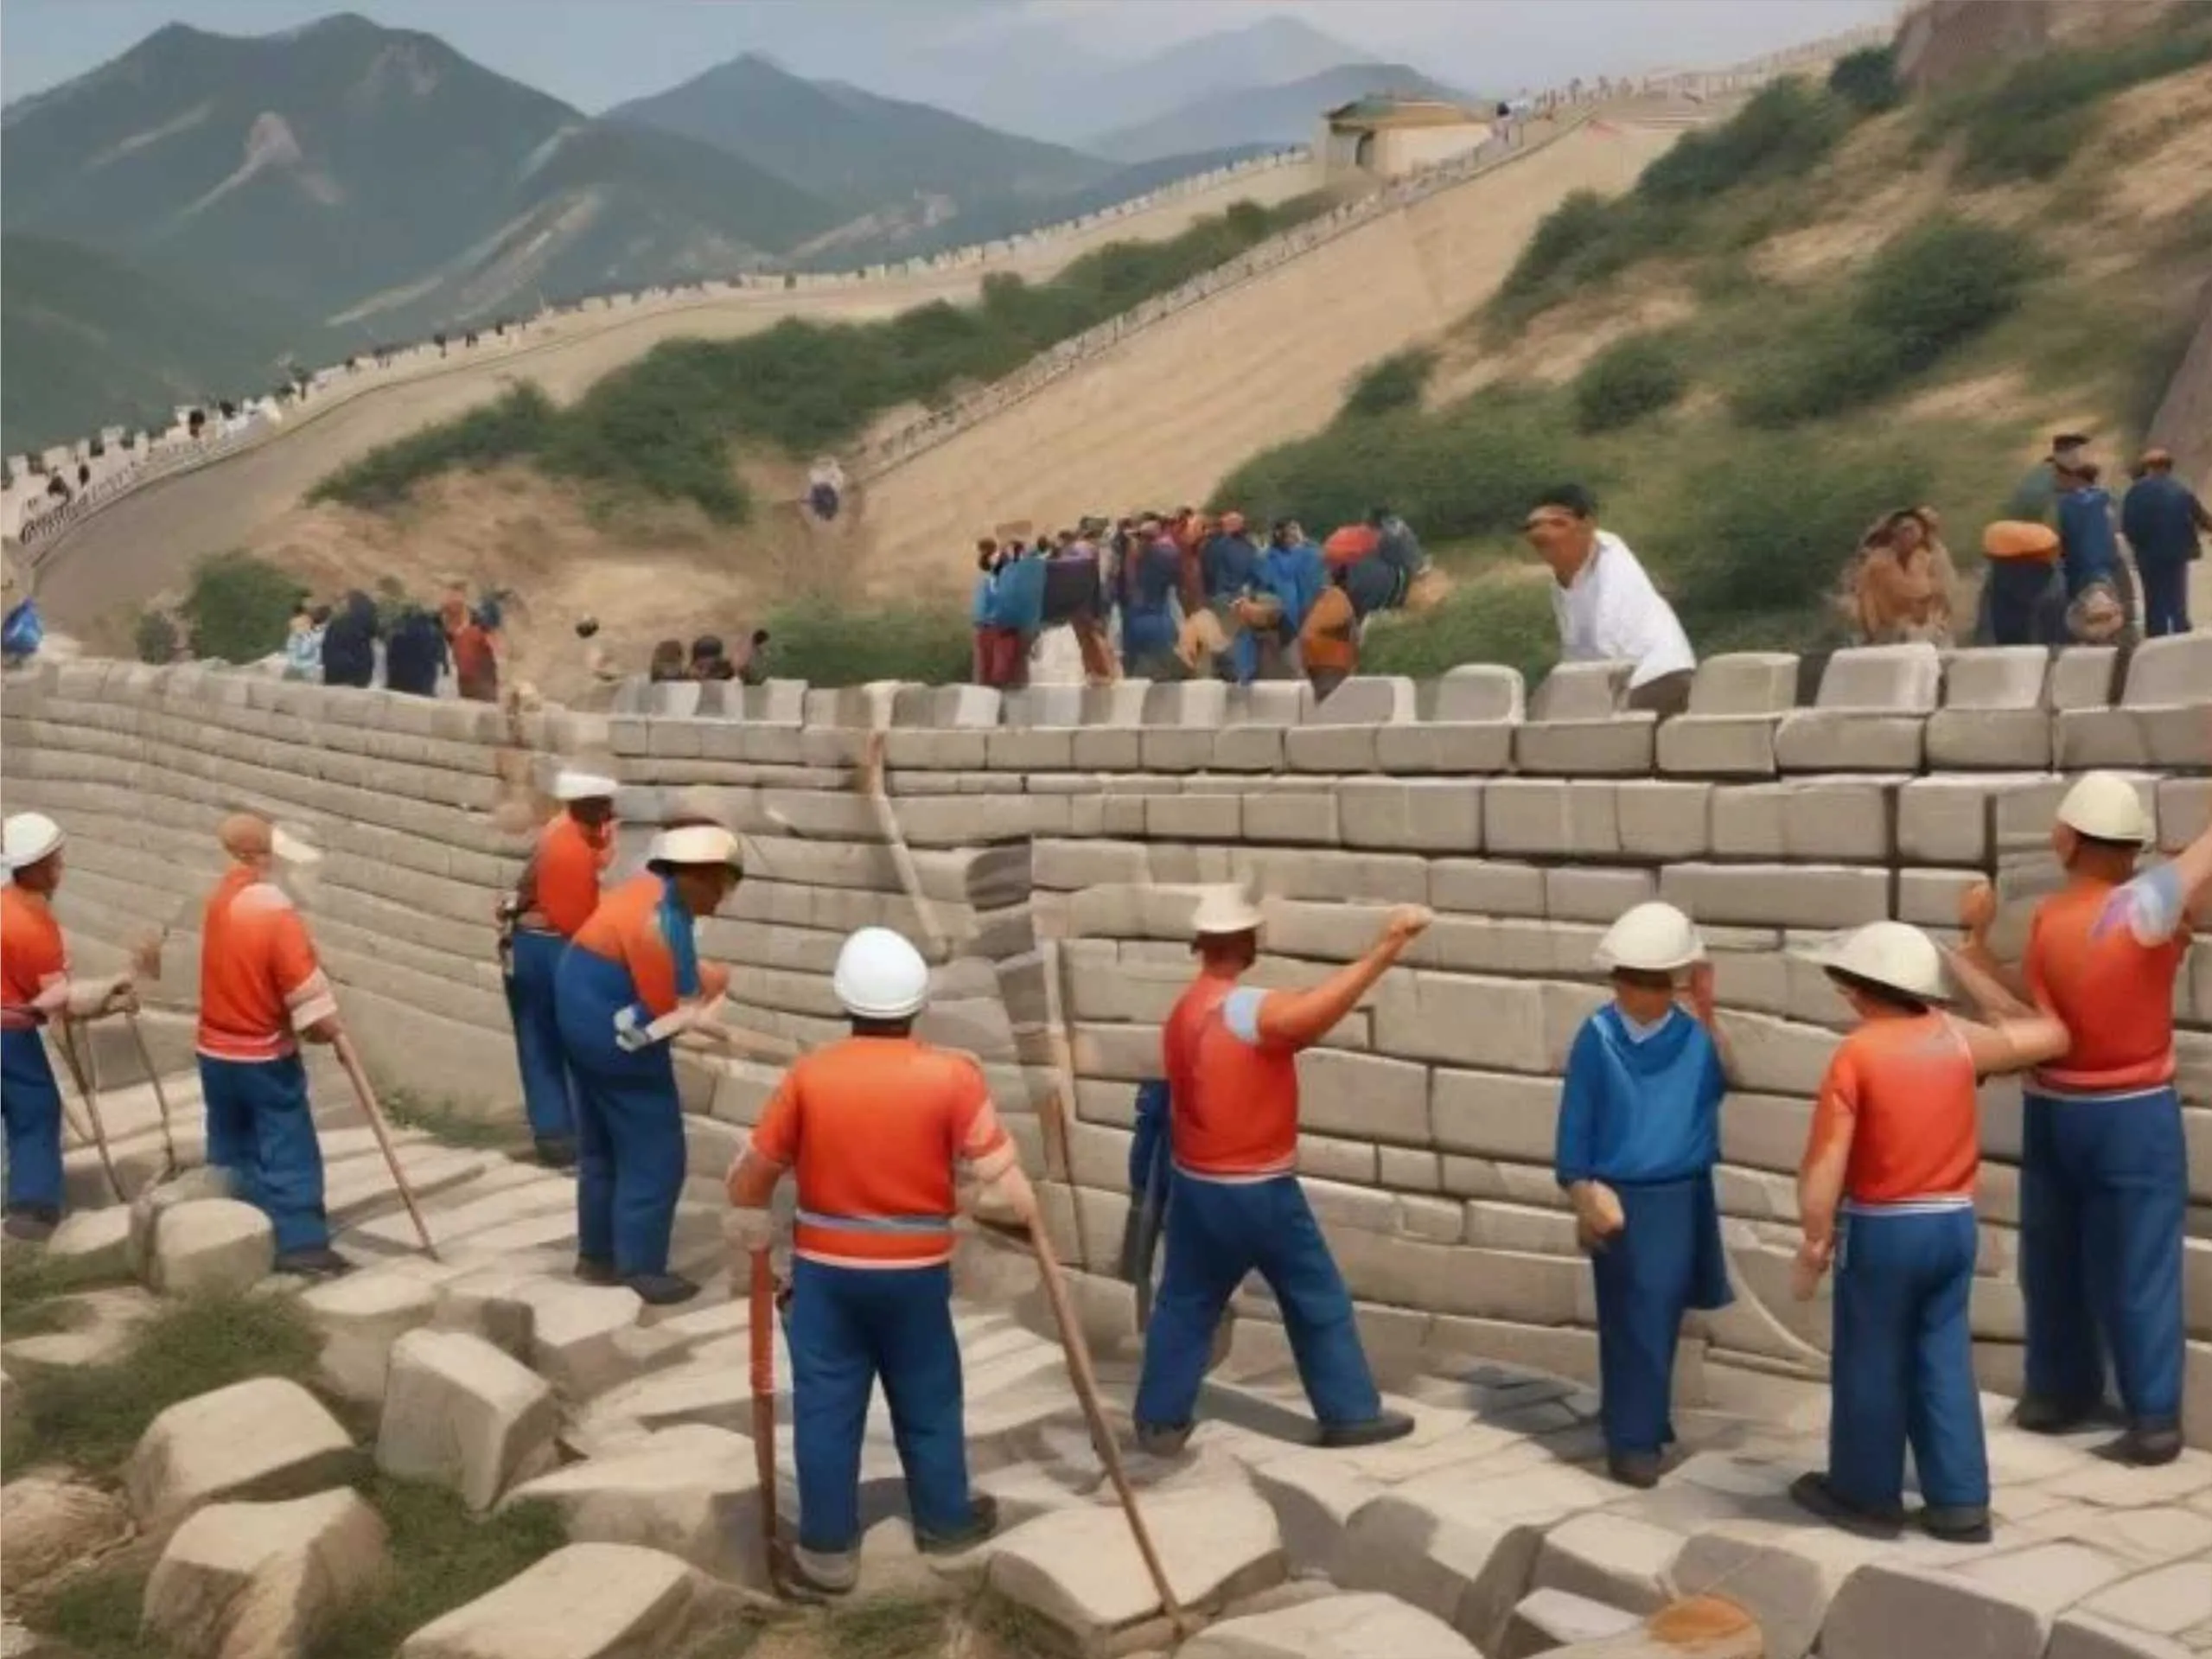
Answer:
[{"left": 1526, "top": 483, "right": 1698, "bottom": 717}]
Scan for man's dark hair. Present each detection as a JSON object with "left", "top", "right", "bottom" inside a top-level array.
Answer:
[
  {"left": 1532, "top": 482, "right": 1597, "bottom": 519},
  {"left": 751, "top": 629, "right": 770, "bottom": 646},
  {"left": 1826, "top": 967, "right": 1929, "bottom": 1017},
  {"left": 575, "top": 618, "right": 600, "bottom": 639},
  {"left": 691, "top": 635, "right": 724, "bottom": 660}
]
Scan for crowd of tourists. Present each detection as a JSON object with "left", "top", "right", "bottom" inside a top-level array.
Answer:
[{"left": 278, "top": 583, "right": 504, "bottom": 702}]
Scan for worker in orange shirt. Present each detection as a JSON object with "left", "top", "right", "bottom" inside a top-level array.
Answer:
[
  {"left": 1960, "top": 773, "right": 2212, "bottom": 1466},
  {"left": 557, "top": 820, "right": 739, "bottom": 1305},
  {"left": 1788, "top": 922, "right": 2068, "bottom": 1543},
  {"left": 725, "top": 926, "right": 1033, "bottom": 1596},
  {"left": 1133, "top": 886, "right": 1431, "bottom": 1453},
  {"left": 3, "top": 814, "right": 135, "bottom": 1241},
  {"left": 198, "top": 814, "right": 349, "bottom": 1278},
  {"left": 501, "top": 769, "right": 617, "bottom": 1168}
]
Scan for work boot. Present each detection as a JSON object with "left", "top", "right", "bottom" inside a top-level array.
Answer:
[
  {"left": 1917, "top": 1503, "right": 1992, "bottom": 1544},
  {"left": 575, "top": 1255, "right": 619, "bottom": 1287},
  {"left": 1317, "top": 1409, "right": 1416, "bottom": 1450},
  {"left": 1787, "top": 1472, "right": 1903, "bottom": 1540},
  {"left": 534, "top": 1136, "right": 577, "bottom": 1171},
  {"left": 789, "top": 1545, "right": 858, "bottom": 1598},
  {"left": 916, "top": 1495, "right": 1000, "bottom": 1555},
  {"left": 625, "top": 1272, "right": 700, "bottom": 1307},
  {"left": 2104, "top": 1425, "right": 2183, "bottom": 1467},
  {"left": 272, "top": 1247, "right": 354, "bottom": 1281},
  {"left": 1607, "top": 1451, "right": 1663, "bottom": 1490},
  {"left": 1132, "top": 1422, "right": 1193, "bottom": 1458},
  {"left": 3, "top": 1203, "right": 61, "bottom": 1243},
  {"left": 2011, "top": 1394, "right": 2098, "bottom": 1436}
]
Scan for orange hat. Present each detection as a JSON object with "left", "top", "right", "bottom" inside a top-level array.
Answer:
[
  {"left": 1981, "top": 520, "right": 2059, "bottom": 562},
  {"left": 1323, "top": 524, "right": 1381, "bottom": 566}
]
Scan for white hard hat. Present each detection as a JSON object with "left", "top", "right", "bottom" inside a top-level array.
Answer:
[
  {"left": 553, "top": 769, "right": 618, "bottom": 802},
  {"left": 1189, "top": 884, "right": 1264, "bottom": 937},
  {"left": 647, "top": 824, "right": 743, "bottom": 872},
  {"left": 1, "top": 813, "right": 63, "bottom": 872},
  {"left": 833, "top": 926, "right": 930, "bottom": 1019},
  {"left": 1796, "top": 921, "right": 1947, "bottom": 1003},
  {"left": 1594, "top": 901, "right": 1705, "bottom": 973},
  {"left": 270, "top": 824, "right": 322, "bottom": 866},
  {"left": 2056, "top": 771, "right": 2150, "bottom": 845}
]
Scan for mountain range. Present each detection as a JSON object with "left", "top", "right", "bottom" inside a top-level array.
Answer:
[{"left": 0, "top": 9, "right": 1452, "bottom": 455}]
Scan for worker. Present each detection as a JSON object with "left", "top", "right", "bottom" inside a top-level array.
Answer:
[
  {"left": 500, "top": 770, "right": 618, "bottom": 1169},
  {"left": 1960, "top": 773, "right": 2212, "bottom": 1466},
  {"left": 1555, "top": 902, "right": 1736, "bottom": 1490},
  {"left": 557, "top": 820, "right": 740, "bottom": 1305},
  {"left": 2, "top": 814, "right": 134, "bottom": 1241},
  {"left": 1132, "top": 887, "right": 1431, "bottom": 1453},
  {"left": 725, "top": 926, "right": 1032, "bottom": 1595},
  {"left": 198, "top": 814, "right": 349, "bottom": 1279},
  {"left": 1788, "top": 922, "right": 2068, "bottom": 1543}
]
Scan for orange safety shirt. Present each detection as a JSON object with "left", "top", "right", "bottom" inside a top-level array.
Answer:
[
  {"left": 197, "top": 865, "right": 338, "bottom": 1062},
  {"left": 569, "top": 873, "right": 700, "bottom": 1024},
  {"left": 1, "top": 885, "right": 67, "bottom": 1030},
  {"left": 522, "top": 814, "right": 614, "bottom": 938},
  {"left": 749, "top": 1036, "right": 1009, "bottom": 1267},
  {"left": 1164, "top": 973, "right": 1302, "bottom": 1181},
  {"left": 1804, "top": 1012, "right": 1979, "bottom": 1206},
  {"left": 2025, "top": 872, "right": 2190, "bottom": 1094},
  {"left": 1299, "top": 585, "right": 1359, "bottom": 673}
]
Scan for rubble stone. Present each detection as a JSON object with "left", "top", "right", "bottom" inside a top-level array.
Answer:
[
  {"left": 505, "top": 1425, "right": 765, "bottom": 1586},
  {"left": 1179, "top": 1591, "right": 1481, "bottom": 1659},
  {"left": 143, "top": 1488, "right": 387, "bottom": 1658},
  {"left": 300, "top": 1271, "right": 439, "bottom": 1405},
  {"left": 149, "top": 1198, "right": 273, "bottom": 1297},
  {"left": 397, "top": 1543, "right": 724, "bottom": 1659},
  {"left": 43, "top": 1206, "right": 132, "bottom": 1276},
  {"left": 1820, "top": 1542, "right": 2134, "bottom": 1659},
  {"left": 377, "top": 1329, "right": 559, "bottom": 1511},
  {"left": 125, "top": 1378, "right": 359, "bottom": 1536}
]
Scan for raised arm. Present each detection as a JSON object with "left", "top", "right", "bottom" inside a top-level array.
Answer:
[
  {"left": 1683, "top": 960, "right": 1738, "bottom": 1086},
  {"left": 1254, "top": 905, "right": 1431, "bottom": 1049},
  {"left": 1954, "top": 878, "right": 2034, "bottom": 1004}
]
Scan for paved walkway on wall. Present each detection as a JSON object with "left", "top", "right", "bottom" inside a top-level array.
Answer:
[{"left": 16, "top": 1038, "right": 2210, "bottom": 1659}]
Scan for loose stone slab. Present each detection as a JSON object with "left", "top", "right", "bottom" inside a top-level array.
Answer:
[
  {"left": 1496, "top": 1588, "right": 1642, "bottom": 1659},
  {"left": 1820, "top": 1542, "right": 2136, "bottom": 1659},
  {"left": 43, "top": 1206, "right": 131, "bottom": 1275},
  {"left": 300, "top": 1270, "right": 439, "bottom": 1405},
  {"left": 125, "top": 1378, "right": 360, "bottom": 1536},
  {"left": 1179, "top": 1590, "right": 1481, "bottom": 1659},
  {"left": 143, "top": 1487, "right": 387, "bottom": 1657},
  {"left": 377, "top": 1329, "right": 558, "bottom": 1511},
  {"left": 504, "top": 1425, "right": 765, "bottom": 1586},
  {"left": 397, "top": 1542, "right": 722, "bottom": 1659},
  {"left": 150, "top": 1199, "right": 274, "bottom": 1297},
  {"left": 986, "top": 1484, "right": 1286, "bottom": 1654}
]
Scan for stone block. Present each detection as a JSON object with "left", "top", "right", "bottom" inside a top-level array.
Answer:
[
  {"left": 1899, "top": 868, "right": 1984, "bottom": 928},
  {"left": 988, "top": 726, "right": 1074, "bottom": 772},
  {"left": 1142, "top": 681, "right": 1228, "bottom": 727},
  {"left": 891, "top": 684, "right": 1001, "bottom": 728},
  {"left": 1310, "top": 675, "right": 1417, "bottom": 724},
  {"left": 1284, "top": 724, "right": 1380, "bottom": 773},
  {"left": 1335, "top": 1485, "right": 1546, "bottom": 1653},
  {"left": 1429, "top": 1069, "right": 1561, "bottom": 1162},
  {"left": 1485, "top": 781, "right": 1620, "bottom": 858},
  {"left": 1495, "top": 1589, "right": 1641, "bottom": 1659},
  {"left": 1227, "top": 683, "right": 1313, "bottom": 725},
  {"left": 2049, "top": 647, "right": 2120, "bottom": 708},
  {"left": 1544, "top": 866, "right": 1656, "bottom": 922},
  {"left": 1429, "top": 859, "right": 1546, "bottom": 917},
  {"left": 1615, "top": 782, "right": 1712, "bottom": 859},
  {"left": 1776, "top": 776, "right": 1898, "bottom": 863},
  {"left": 1820, "top": 1543, "right": 2134, "bottom": 1659},
  {"left": 1897, "top": 774, "right": 2043, "bottom": 866},
  {"left": 1340, "top": 780, "right": 1482, "bottom": 853},
  {"left": 505, "top": 1425, "right": 766, "bottom": 1587},
  {"left": 125, "top": 1378, "right": 359, "bottom": 1536},
  {"left": 1657, "top": 716, "right": 1782, "bottom": 778},
  {"left": 150, "top": 1199, "right": 274, "bottom": 1297},
  {"left": 1531, "top": 1511, "right": 1682, "bottom": 1616},
  {"left": 1774, "top": 711, "right": 1927, "bottom": 772},
  {"left": 1378, "top": 975, "right": 1549, "bottom": 1073},
  {"left": 1927, "top": 707, "right": 2052, "bottom": 769},
  {"left": 1530, "top": 661, "right": 1628, "bottom": 720},
  {"left": 1213, "top": 727, "right": 1287, "bottom": 771},
  {"left": 1431, "top": 666, "right": 1527, "bottom": 723},
  {"left": 1069, "top": 725, "right": 1142, "bottom": 770},
  {"left": 301, "top": 1271, "right": 440, "bottom": 1406},
  {"left": 377, "top": 1329, "right": 559, "bottom": 1511},
  {"left": 143, "top": 1488, "right": 387, "bottom": 1658},
  {"left": 1375, "top": 724, "right": 1517, "bottom": 774},
  {"left": 1145, "top": 794, "right": 1241, "bottom": 840},
  {"left": 2076, "top": 1559, "right": 2212, "bottom": 1637},
  {"left": 2047, "top": 1615, "right": 2196, "bottom": 1659},
  {"left": 1178, "top": 1591, "right": 1481, "bottom": 1659},
  {"left": 45, "top": 1205, "right": 131, "bottom": 1276},
  {"left": 1514, "top": 715, "right": 1657, "bottom": 776},
  {"left": 1297, "top": 1049, "right": 1432, "bottom": 1145},
  {"left": 397, "top": 1542, "right": 724, "bottom": 1659},
  {"left": 1667, "top": 1517, "right": 1894, "bottom": 1659},
  {"left": 1659, "top": 863, "right": 1889, "bottom": 929},
  {"left": 1816, "top": 642, "right": 1945, "bottom": 710},
  {"left": 1688, "top": 653, "right": 1801, "bottom": 716}
]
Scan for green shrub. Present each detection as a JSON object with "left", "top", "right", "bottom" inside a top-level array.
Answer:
[
  {"left": 1360, "top": 577, "right": 1558, "bottom": 684},
  {"left": 1342, "top": 348, "right": 1438, "bottom": 418},
  {"left": 131, "top": 608, "right": 180, "bottom": 665},
  {"left": 1827, "top": 44, "right": 1903, "bottom": 113},
  {"left": 1572, "top": 334, "right": 1688, "bottom": 432},
  {"left": 1499, "top": 190, "right": 1616, "bottom": 302},
  {"left": 761, "top": 594, "right": 973, "bottom": 686},
  {"left": 1635, "top": 79, "right": 1850, "bottom": 207},
  {"left": 312, "top": 195, "right": 1329, "bottom": 520},
  {"left": 178, "top": 552, "right": 303, "bottom": 664}
]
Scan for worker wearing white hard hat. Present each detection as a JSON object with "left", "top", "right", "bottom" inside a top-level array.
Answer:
[
  {"left": 499, "top": 769, "right": 620, "bottom": 1169},
  {"left": 197, "top": 814, "right": 347, "bottom": 1277},
  {"left": 1786, "top": 920, "right": 2070, "bottom": 1543},
  {"left": 1556, "top": 902, "right": 1737, "bottom": 1490},
  {"left": 1131, "top": 886, "right": 1432, "bottom": 1458},
  {"left": 726, "top": 925, "right": 1032, "bottom": 1595},
  {"left": 554, "top": 817, "right": 741, "bottom": 1306},
  {"left": 2, "top": 813, "right": 133, "bottom": 1240},
  {"left": 1954, "top": 770, "right": 2212, "bottom": 1469}
]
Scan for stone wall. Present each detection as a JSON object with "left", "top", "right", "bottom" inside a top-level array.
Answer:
[{"left": 5, "top": 634, "right": 2207, "bottom": 1441}]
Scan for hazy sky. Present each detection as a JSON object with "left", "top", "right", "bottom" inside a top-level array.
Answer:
[{"left": 1, "top": 0, "right": 1896, "bottom": 112}]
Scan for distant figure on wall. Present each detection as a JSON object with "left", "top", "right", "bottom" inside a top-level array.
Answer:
[
  {"left": 808, "top": 456, "right": 846, "bottom": 522},
  {"left": 386, "top": 606, "right": 448, "bottom": 698},
  {"left": 318, "top": 592, "right": 379, "bottom": 690}
]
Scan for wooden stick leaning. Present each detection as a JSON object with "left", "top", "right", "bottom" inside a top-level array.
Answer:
[
  {"left": 123, "top": 1011, "right": 180, "bottom": 1177},
  {"left": 47, "top": 1021, "right": 97, "bottom": 1146},
  {"left": 749, "top": 1246, "right": 788, "bottom": 1598},
  {"left": 1024, "top": 1212, "right": 1189, "bottom": 1637},
  {"left": 329, "top": 1032, "right": 441, "bottom": 1261},
  {"left": 51, "top": 1019, "right": 124, "bottom": 1202},
  {"left": 857, "top": 732, "right": 947, "bottom": 954}
]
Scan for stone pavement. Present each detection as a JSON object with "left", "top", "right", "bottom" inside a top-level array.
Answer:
[{"left": 7, "top": 1047, "right": 2209, "bottom": 1659}]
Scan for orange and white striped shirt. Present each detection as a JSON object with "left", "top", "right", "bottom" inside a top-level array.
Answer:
[{"left": 196, "top": 865, "right": 338, "bottom": 1062}]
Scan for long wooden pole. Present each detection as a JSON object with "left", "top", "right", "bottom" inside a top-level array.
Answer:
[
  {"left": 51, "top": 1021, "right": 124, "bottom": 1202},
  {"left": 330, "top": 1033, "right": 440, "bottom": 1260},
  {"left": 749, "top": 1247, "right": 787, "bottom": 1597},
  {"left": 123, "top": 1011, "right": 180, "bottom": 1177},
  {"left": 1024, "top": 1212, "right": 1189, "bottom": 1637}
]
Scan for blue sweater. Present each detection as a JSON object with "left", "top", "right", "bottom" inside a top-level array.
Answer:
[
  {"left": 2122, "top": 473, "right": 2206, "bottom": 567},
  {"left": 1554, "top": 1005, "right": 1724, "bottom": 1187},
  {"left": 993, "top": 553, "right": 1049, "bottom": 631},
  {"left": 2056, "top": 485, "right": 2119, "bottom": 597}
]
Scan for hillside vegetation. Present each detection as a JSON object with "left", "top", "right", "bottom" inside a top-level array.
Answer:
[{"left": 308, "top": 194, "right": 1326, "bottom": 524}]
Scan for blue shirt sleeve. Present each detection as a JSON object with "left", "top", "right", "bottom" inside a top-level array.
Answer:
[
  {"left": 1554, "top": 1019, "right": 1608, "bottom": 1186},
  {"left": 655, "top": 878, "right": 702, "bottom": 999}
]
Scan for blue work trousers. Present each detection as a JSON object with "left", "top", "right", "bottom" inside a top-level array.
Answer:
[
  {"left": 556, "top": 948, "right": 686, "bottom": 1277},
  {"left": 1135, "top": 1172, "right": 1380, "bottom": 1432},
  {"left": 2138, "top": 556, "right": 2193, "bottom": 638},
  {"left": 2020, "top": 1086, "right": 2186, "bottom": 1429},
  {"left": 507, "top": 929, "right": 577, "bottom": 1141},
  {"left": 1829, "top": 1203, "right": 1987, "bottom": 1514},
  {"left": 787, "top": 1258, "right": 969, "bottom": 1554},
  {"left": 2, "top": 1027, "right": 66, "bottom": 1211},
  {"left": 1590, "top": 1174, "right": 1732, "bottom": 1458},
  {"left": 200, "top": 1051, "right": 328, "bottom": 1254}
]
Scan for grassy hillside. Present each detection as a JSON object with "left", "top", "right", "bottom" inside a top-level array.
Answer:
[{"left": 309, "top": 193, "right": 1327, "bottom": 523}]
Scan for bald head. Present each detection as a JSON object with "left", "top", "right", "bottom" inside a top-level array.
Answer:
[{"left": 220, "top": 814, "right": 273, "bottom": 862}]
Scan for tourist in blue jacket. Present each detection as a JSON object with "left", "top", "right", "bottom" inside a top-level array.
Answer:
[
  {"left": 2121, "top": 448, "right": 2209, "bottom": 636},
  {"left": 1119, "top": 518, "right": 1184, "bottom": 680},
  {"left": 1556, "top": 901, "right": 1736, "bottom": 1490},
  {"left": 1232, "top": 520, "right": 1324, "bottom": 683}
]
